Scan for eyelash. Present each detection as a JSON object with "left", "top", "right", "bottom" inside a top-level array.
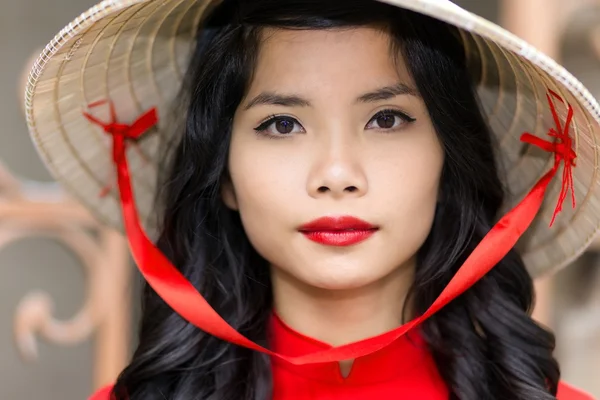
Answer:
[
  {"left": 253, "top": 109, "right": 416, "bottom": 138},
  {"left": 368, "top": 109, "right": 417, "bottom": 129}
]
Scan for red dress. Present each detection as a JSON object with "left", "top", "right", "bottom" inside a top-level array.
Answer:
[{"left": 90, "top": 313, "right": 595, "bottom": 400}]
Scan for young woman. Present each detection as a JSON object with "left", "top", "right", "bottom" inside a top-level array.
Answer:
[{"left": 24, "top": 0, "right": 600, "bottom": 399}]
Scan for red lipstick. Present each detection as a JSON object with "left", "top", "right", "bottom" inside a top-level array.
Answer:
[{"left": 298, "top": 216, "right": 378, "bottom": 246}]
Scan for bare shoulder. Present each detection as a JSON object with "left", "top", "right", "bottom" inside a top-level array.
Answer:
[{"left": 558, "top": 381, "right": 596, "bottom": 400}]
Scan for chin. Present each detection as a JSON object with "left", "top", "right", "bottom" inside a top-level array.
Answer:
[{"left": 293, "top": 265, "right": 393, "bottom": 291}]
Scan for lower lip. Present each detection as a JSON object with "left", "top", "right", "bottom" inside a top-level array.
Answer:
[{"left": 301, "top": 229, "right": 377, "bottom": 246}]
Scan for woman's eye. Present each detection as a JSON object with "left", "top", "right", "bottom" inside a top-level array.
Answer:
[
  {"left": 365, "top": 109, "right": 416, "bottom": 131},
  {"left": 254, "top": 116, "right": 304, "bottom": 136}
]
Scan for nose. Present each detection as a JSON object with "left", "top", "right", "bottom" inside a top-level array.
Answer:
[{"left": 306, "top": 136, "right": 368, "bottom": 199}]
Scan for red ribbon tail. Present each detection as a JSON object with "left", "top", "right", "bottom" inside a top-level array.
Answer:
[{"left": 127, "top": 108, "right": 158, "bottom": 139}]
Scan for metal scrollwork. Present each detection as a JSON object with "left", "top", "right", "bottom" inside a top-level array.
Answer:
[{"left": 2, "top": 159, "right": 131, "bottom": 389}]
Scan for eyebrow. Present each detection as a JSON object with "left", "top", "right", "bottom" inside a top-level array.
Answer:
[
  {"left": 243, "top": 82, "right": 419, "bottom": 110},
  {"left": 243, "top": 92, "right": 310, "bottom": 110},
  {"left": 355, "top": 82, "right": 420, "bottom": 103}
]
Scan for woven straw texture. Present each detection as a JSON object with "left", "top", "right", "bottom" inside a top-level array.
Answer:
[{"left": 25, "top": 0, "right": 600, "bottom": 277}]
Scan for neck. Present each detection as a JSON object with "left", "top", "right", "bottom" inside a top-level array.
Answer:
[{"left": 270, "top": 261, "right": 415, "bottom": 347}]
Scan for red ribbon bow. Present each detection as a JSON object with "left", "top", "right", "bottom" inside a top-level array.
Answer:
[
  {"left": 520, "top": 90, "right": 576, "bottom": 226},
  {"left": 81, "top": 90, "right": 576, "bottom": 367},
  {"left": 83, "top": 100, "right": 158, "bottom": 165}
]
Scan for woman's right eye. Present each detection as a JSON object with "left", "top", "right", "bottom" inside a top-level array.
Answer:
[{"left": 254, "top": 116, "right": 304, "bottom": 137}]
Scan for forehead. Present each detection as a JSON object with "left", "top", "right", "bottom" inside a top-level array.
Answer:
[{"left": 249, "top": 27, "right": 414, "bottom": 94}]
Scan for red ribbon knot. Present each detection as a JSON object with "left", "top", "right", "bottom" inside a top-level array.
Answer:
[
  {"left": 520, "top": 90, "right": 576, "bottom": 226},
  {"left": 83, "top": 100, "right": 158, "bottom": 165}
]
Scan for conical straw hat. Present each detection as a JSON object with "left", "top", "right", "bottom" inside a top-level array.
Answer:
[{"left": 24, "top": 0, "right": 600, "bottom": 277}]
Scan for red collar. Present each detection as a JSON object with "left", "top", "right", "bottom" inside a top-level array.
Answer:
[{"left": 268, "top": 312, "right": 437, "bottom": 385}]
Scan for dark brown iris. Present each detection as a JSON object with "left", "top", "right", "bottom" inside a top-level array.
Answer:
[
  {"left": 376, "top": 114, "right": 395, "bottom": 129},
  {"left": 275, "top": 118, "right": 294, "bottom": 134}
]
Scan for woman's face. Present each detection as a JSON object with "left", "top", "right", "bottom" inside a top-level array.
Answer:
[{"left": 224, "top": 27, "right": 444, "bottom": 290}]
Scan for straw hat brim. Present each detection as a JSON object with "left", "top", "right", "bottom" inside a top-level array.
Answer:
[{"left": 25, "top": 0, "right": 600, "bottom": 278}]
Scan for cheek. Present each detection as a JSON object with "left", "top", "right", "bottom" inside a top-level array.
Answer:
[
  {"left": 371, "top": 139, "right": 443, "bottom": 240},
  {"left": 376, "top": 132, "right": 442, "bottom": 193},
  {"left": 382, "top": 155, "right": 441, "bottom": 209},
  {"left": 229, "top": 147, "right": 301, "bottom": 208},
  {"left": 227, "top": 141, "right": 304, "bottom": 249}
]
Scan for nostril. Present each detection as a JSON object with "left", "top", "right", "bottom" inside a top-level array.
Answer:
[
  {"left": 317, "top": 186, "right": 329, "bottom": 193},
  {"left": 345, "top": 186, "right": 358, "bottom": 193}
]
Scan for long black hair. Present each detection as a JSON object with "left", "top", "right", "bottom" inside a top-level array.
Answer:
[{"left": 112, "top": 0, "right": 560, "bottom": 399}]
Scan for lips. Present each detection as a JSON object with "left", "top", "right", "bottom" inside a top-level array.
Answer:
[{"left": 298, "top": 216, "right": 378, "bottom": 246}]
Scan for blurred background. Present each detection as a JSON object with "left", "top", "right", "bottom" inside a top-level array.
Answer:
[{"left": 1, "top": 0, "right": 599, "bottom": 399}]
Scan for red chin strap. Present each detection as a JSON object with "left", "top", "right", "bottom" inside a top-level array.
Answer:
[{"left": 83, "top": 89, "right": 575, "bottom": 365}]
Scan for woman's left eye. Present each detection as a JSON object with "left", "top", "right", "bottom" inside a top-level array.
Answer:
[{"left": 365, "top": 109, "right": 416, "bottom": 131}]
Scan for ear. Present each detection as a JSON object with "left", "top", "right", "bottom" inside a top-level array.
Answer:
[{"left": 221, "top": 175, "right": 239, "bottom": 210}]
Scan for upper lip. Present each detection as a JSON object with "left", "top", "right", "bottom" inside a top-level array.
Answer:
[{"left": 298, "top": 216, "right": 378, "bottom": 232}]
